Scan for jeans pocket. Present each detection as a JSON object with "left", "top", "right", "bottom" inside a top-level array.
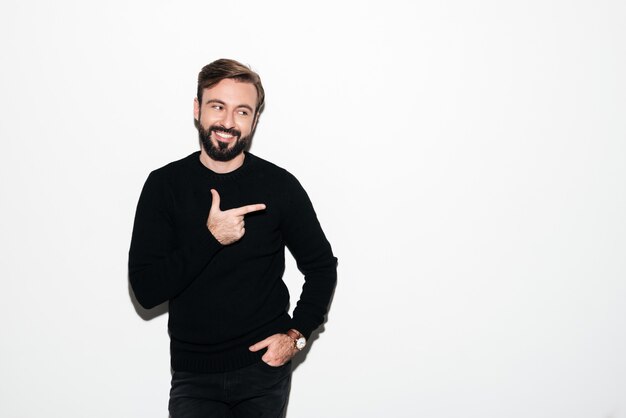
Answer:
[{"left": 258, "top": 359, "right": 292, "bottom": 372}]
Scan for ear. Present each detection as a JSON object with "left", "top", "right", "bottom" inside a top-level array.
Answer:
[{"left": 193, "top": 97, "right": 200, "bottom": 121}]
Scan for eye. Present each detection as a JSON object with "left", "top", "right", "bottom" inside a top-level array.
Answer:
[
  {"left": 211, "top": 105, "right": 223, "bottom": 111},
  {"left": 238, "top": 110, "right": 249, "bottom": 116}
]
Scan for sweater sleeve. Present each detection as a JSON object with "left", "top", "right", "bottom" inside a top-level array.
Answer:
[
  {"left": 128, "top": 170, "right": 223, "bottom": 309},
  {"left": 280, "top": 173, "right": 338, "bottom": 339}
]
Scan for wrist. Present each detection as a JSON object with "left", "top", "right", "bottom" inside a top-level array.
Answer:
[{"left": 286, "top": 329, "right": 306, "bottom": 351}]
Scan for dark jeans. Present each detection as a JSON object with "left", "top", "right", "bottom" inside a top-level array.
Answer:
[{"left": 169, "top": 361, "right": 292, "bottom": 418}]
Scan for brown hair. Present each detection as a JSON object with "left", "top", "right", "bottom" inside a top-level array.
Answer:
[{"left": 197, "top": 59, "right": 265, "bottom": 115}]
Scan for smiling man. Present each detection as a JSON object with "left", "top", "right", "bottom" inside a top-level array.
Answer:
[{"left": 129, "top": 59, "right": 337, "bottom": 417}]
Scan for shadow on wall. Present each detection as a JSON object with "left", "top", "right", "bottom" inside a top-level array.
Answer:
[
  {"left": 128, "top": 281, "right": 169, "bottom": 320},
  {"left": 291, "top": 287, "right": 337, "bottom": 372},
  {"left": 293, "top": 324, "right": 333, "bottom": 375}
]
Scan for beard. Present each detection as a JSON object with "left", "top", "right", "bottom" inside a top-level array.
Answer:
[{"left": 197, "top": 124, "right": 250, "bottom": 162}]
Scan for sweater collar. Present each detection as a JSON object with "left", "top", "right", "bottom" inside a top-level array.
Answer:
[{"left": 191, "top": 151, "right": 255, "bottom": 180}]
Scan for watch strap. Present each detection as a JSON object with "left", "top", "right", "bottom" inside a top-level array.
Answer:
[
  {"left": 286, "top": 329, "right": 306, "bottom": 350},
  {"left": 286, "top": 329, "right": 302, "bottom": 340}
]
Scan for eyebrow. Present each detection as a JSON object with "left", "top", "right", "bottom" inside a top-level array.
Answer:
[{"left": 205, "top": 99, "right": 254, "bottom": 113}]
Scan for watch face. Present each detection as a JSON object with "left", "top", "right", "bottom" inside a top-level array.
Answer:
[{"left": 296, "top": 337, "right": 306, "bottom": 350}]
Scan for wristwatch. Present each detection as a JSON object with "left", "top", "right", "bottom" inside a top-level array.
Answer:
[{"left": 286, "top": 329, "right": 306, "bottom": 351}]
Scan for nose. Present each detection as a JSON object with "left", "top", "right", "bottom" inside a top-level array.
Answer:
[{"left": 220, "top": 110, "right": 235, "bottom": 129}]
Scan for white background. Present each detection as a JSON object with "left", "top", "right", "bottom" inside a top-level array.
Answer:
[{"left": 1, "top": 1, "right": 625, "bottom": 417}]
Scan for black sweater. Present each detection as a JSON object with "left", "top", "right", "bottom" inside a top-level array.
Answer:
[{"left": 129, "top": 152, "right": 337, "bottom": 372}]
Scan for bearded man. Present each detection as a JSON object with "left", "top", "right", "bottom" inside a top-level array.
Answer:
[{"left": 128, "top": 59, "right": 337, "bottom": 417}]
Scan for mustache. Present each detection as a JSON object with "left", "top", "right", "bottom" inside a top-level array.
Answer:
[{"left": 208, "top": 126, "right": 241, "bottom": 138}]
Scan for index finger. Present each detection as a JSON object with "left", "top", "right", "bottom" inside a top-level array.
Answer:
[
  {"left": 249, "top": 336, "right": 271, "bottom": 352},
  {"left": 232, "top": 203, "right": 266, "bottom": 216}
]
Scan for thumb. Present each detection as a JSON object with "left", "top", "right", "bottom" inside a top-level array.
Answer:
[{"left": 210, "top": 189, "right": 221, "bottom": 213}]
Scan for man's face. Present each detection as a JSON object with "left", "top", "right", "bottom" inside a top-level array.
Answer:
[{"left": 194, "top": 78, "right": 258, "bottom": 162}]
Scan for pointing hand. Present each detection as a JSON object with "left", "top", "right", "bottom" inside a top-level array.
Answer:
[{"left": 207, "top": 189, "right": 266, "bottom": 245}]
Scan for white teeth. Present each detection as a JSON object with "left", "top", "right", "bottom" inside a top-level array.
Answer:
[{"left": 215, "top": 131, "right": 233, "bottom": 139}]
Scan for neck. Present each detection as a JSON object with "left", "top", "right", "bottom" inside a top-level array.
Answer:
[{"left": 199, "top": 149, "right": 245, "bottom": 174}]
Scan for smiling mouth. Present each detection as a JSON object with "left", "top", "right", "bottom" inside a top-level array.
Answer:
[
  {"left": 217, "top": 131, "right": 234, "bottom": 138},
  {"left": 210, "top": 127, "right": 240, "bottom": 143}
]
